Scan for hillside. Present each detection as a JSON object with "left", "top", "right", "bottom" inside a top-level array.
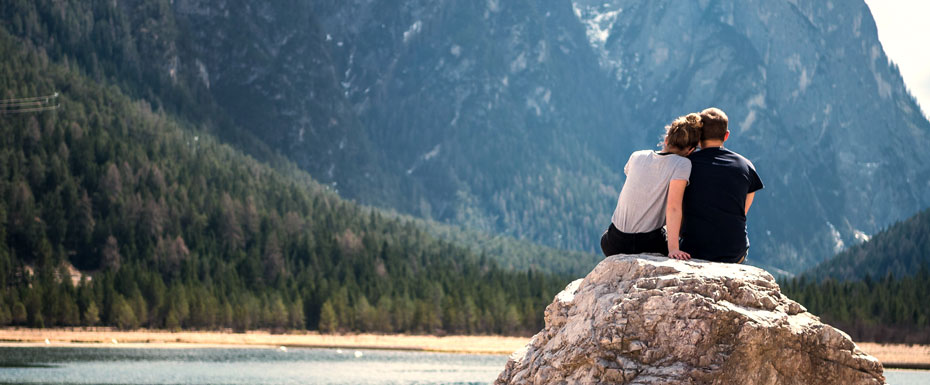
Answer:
[
  {"left": 778, "top": 208, "right": 930, "bottom": 344},
  {"left": 0, "top": 0, "right": 394, "bottom": 206},
  {"left": 805, "top": 208, "right": 930, "bottom": 280},
  {"left": 0, "top": 27, "right": 571, "bottom": 334}
]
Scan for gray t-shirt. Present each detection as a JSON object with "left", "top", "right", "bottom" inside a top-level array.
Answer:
[{"left": 611, "top": 150, "right": 691, "bottom": 233}]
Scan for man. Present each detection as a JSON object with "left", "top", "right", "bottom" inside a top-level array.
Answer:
[{"left": 678, "top": 107, "right": 763, "bottom": 263}]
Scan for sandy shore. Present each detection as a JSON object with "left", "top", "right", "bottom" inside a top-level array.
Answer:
[
  {"left": 857, "top": 342, "right": 930, "bottom": 369},
  {"left": 1, "top": 328, "right": 927, "bottom": 369},
  {"left": 0, "top": 328, "right": 527, "bottom": 355}
]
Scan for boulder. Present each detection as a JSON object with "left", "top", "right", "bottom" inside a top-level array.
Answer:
[{"left": 496, "top": 255, "right": 885, "bottom": 384}]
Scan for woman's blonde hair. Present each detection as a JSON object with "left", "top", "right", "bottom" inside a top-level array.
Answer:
[{"left": 664, "top": 113, "right": 703, "bottom": 150}]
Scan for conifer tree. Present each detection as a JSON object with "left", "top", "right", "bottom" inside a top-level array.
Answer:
[{"left": 318, "top": 300, "right": 338, "bottom": 333}]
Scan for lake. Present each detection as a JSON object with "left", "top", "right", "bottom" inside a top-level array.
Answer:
[{"left": 0, "top": 346, "right": 926, "bottom": 384}]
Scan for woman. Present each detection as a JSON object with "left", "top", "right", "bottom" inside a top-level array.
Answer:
[{"left": 600, "top": 113, "right": 702, "bottom": 260}]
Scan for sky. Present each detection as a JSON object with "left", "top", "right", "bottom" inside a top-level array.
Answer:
[{"left": 864, "top": 0, "right": 930, "bottom": 119}]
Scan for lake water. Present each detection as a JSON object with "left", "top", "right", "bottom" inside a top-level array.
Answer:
[{"left": 0, "top": 346, "right": 926, "bottom": 384}]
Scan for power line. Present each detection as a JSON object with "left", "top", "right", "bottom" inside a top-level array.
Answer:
[
  {"left": 0, "top": 100, "right": 50, "bottom": 108},
  {"left": 0, "top": 104, "right": 61, "bottom": 114},
  {"left": 0, "top": 92, "right": 60, "bottom": 114},
  {"left": 0, "top": 92, "right": 59, "bottom": 104}
]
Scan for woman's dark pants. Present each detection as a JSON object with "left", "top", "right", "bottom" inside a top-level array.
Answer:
[{"left": 600, "top": 223, "right": 668, "bottom": 257}]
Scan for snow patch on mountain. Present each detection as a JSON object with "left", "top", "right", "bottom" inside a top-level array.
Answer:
[
  {"left": 740, "top": 93, "right": 766, "bottom": 132},
  {"left": 827, "top": 221, "right": 845, "bottom": 253},
  {"left": 195, "top": 59, "right": 210, "bottom": 88},
  {"left": 487, "top": 0, "right": 500, "bottom": 13},
  {"left": 571, "top": 2, "right": 622, "bottom": 68},
  {"left": 406, "top": 144, "right": 442, "bottom": 175},
  {"left": 403, "top": 20, "right": 422, "bottom": 43},
  {"left": 526, "top": 87, "right": 552, "bottom": 117},
  {"left": 853, "top": 229, "right": 870, "bottom": 243},
  {"left": 511, "top": 51, "right": 527, "bottom": 73}
]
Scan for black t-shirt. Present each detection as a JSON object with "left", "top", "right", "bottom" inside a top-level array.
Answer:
[{"left": 680, "top": 147, "right": 763, "bottom": 262}]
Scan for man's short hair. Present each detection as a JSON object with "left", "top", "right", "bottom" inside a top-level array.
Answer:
[{"left": 699, "top": 107, "right": 728, "bottom": 141}]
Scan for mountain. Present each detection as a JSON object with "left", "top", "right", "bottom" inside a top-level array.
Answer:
[
  {"left": 5, "top": 0, "right": 929, "bottom": 275},
  {"left": 0, "top": 26, "right": 569, "bottom": 333},
  {"left": 314, "top": 0, "right": 930, "bottom": 273},
  {"left": 804, "top": 208, "right": 930, "bottom": 281},
  {"left": 570, "top": 0, "right": 930, "bottom": 273},
  {"left": 308, "top": 0, "right": 626, "bottom": 251}
]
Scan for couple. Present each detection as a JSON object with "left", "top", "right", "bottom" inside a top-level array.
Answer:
[{"left": 601, "top": 108, "right": 763, "bottom": 263}]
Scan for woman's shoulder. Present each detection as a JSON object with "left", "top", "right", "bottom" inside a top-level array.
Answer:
[
  {"left": 670, "top": 153, "right": 691, "bottom": 162},
  {"left": 631, "top": 150, "right": 691, "bottom": 163},
  {"left": 630, "top": 149, "right": 654, "bottom": 158},
  {"left": 665, "top": 153, "right": 692, "bottom": 170},
  {"left": 656, "top": 151, "right": 691, "bottom": 163},
  {"left": 626, "top": 149, "right": 653, "bottom": 164}
]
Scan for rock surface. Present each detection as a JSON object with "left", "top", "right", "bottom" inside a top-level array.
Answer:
[{"left": 496, "top": 255, "right": 885, "bottom": 384}]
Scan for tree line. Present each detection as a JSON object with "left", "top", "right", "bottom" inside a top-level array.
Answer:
[
  {"left": 779, "top": 266, "right": 930, "bottom": 344},
  {"left": 782, "top": 204, "right": 930, "bottom": 344}
]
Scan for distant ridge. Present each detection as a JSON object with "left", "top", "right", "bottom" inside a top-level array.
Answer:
[{"left": 805, "top": 208, "right": 930, "bottom": 280}]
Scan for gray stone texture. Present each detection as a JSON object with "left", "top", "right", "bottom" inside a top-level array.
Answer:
[{"left": 496, "top": 255, "right": 885, "bottom": 384}]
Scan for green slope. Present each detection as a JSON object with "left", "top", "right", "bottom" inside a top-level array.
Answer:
[
  {"left": 806, "top": 208, "right": 930, "bottom": 281},
  {"left": 777, "top": 207, "right": 930, "bottom": 344},
  {"left": 0, "top": 0, "right": 604, "bottom": 277},
  {"left": 0, "top": 27, "right": 572, "bottom": 334}
]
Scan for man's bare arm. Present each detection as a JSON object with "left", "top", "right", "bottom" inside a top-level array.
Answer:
[{"left": 745, "top": 192, "right": 755, "bottom": 215}]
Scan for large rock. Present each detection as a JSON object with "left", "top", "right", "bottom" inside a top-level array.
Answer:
[{"left": 496, "top": 255, "right": 885, "bottom": 384}]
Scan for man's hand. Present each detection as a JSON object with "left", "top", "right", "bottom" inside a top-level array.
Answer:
[{"left": 668, "top": 249, "right": 691, "bottom": 260}]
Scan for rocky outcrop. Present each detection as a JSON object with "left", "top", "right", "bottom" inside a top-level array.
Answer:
[{"left": 496, "top": 255, "right": 885, "bottom": 384}]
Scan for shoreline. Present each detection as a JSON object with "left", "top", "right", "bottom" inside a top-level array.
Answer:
[
  {"left": 1, "top": 328, "right": 927, "bottom": 369},
  {"left": 0, "top": 328, "right": 528, "bottom": 355},
  {"left": 856, "top": 342, "right": 930, "bottom": 370}
]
